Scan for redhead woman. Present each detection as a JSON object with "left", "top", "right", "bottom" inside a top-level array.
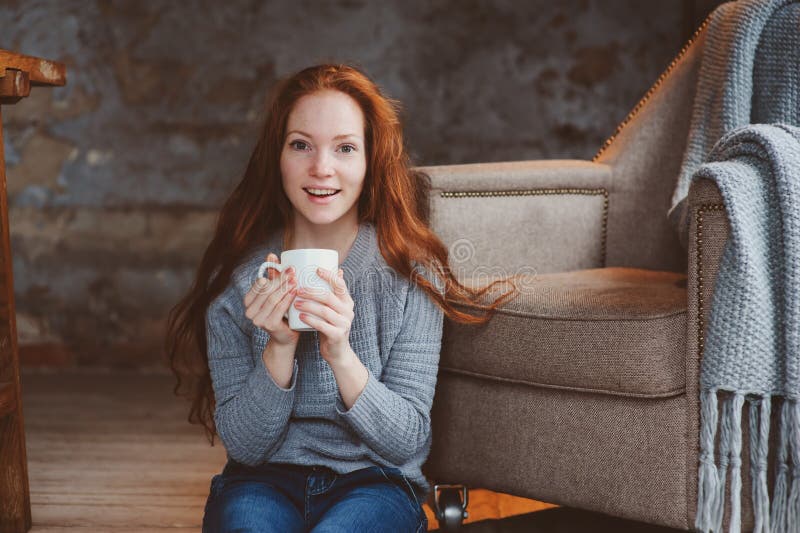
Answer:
[{"left": 165, "top": 64, "right": 518, "bottom": 532}]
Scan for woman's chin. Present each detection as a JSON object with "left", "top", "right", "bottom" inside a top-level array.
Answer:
[{"left": 295, "top": 208, "right": 344, "bottom": 226}]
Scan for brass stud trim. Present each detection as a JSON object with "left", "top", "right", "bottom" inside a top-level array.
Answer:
[
  {"left": 439, "top": 187, "right": 609, "bottom": 267},
  {"left": 695, "top": 203, "right": 725, "bottom": 357},
  {"left": 592, "top": 13, "right": 714, "bottom": 163}
]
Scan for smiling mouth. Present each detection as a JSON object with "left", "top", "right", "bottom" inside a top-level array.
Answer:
[{"left": 303, "top": 188, "right": 341, "bottom": 197}]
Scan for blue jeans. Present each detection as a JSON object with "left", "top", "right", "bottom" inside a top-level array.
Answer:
[{"left": 202, "top": 459, "right": 428, "bottom": 532}]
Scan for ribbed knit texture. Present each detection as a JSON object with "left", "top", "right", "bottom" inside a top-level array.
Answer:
[
  {"left": 692, "top": 123, "right": 800, "bottom": 533},
  {"left": 205, "top": 220, "right": 445, "bottom": 501}
]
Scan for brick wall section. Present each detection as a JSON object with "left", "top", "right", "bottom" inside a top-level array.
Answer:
[{"left": 0, "top": 0, "right": 720, "bottom": 369}]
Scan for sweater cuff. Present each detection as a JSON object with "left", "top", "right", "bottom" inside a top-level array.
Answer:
[
  {"left": 245, "top": 358, "right": 298, "bottom": 415},
  {"left": 335, "top": 369, "right": 379, "bottom": 419}
]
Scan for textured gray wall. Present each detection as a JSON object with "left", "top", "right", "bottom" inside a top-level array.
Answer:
[{"left": 0, "top": 0, "right": 715, "bottom": 368}]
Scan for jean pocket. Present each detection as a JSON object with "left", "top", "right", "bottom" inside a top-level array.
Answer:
[
  {"left": 377, "top": 467, "right": 423, "bottom": 516},
  {"left": 416, "top": 513, "right": 429, "bottom": 533}
]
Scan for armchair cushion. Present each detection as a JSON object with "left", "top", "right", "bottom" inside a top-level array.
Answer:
[{"left": 441, "top": 267, "right": 687, "bottom": 398}]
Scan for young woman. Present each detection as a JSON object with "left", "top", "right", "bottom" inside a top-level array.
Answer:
[{"left": 165, "top": 64, "right": 518, "bottom": 532}]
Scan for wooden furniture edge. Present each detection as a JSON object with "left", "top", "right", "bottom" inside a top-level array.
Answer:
[
  {"left": 0, "top": 49, "right": 66, "bottom": 86},
  {"left": 0, "top": 381, "right": 15, "bottom": 418}
]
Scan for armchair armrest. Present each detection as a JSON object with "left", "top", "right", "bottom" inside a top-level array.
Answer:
[
  {"left": 686, "top": 176, "right": 728, "bottom": 361},
  {"left": 684, "top": 176, "right": 729, "bottom": 525},
  {"left": 415, "top": 159, "right": 612, "bottom": 277}
]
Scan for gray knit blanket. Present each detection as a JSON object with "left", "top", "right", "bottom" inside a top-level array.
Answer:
[
  {"left": 693, "top": 123, "right": 800, "bottom": 533},
  {"left": 667, "top": 0, "right": 798, "bottom": 249},
  {"left": 663, "top": 1, "right": 800, "bottom": 532}
]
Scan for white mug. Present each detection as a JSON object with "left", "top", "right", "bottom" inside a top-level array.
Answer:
[{"left": 257, "top": 249, "right": 339, "bottom": 331}]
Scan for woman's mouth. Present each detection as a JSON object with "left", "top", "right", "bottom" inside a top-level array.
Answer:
[{"left": 303, "top": 188, "right": 341, "bottom": 204}]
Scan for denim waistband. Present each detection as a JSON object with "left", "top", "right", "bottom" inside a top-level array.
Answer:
[{"left": 224, "top": 459, "right": 335, "bottom": 476}]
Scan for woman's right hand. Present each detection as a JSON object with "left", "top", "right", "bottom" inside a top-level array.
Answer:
[{"left": 244, "top": 253, "right": 300, "bottom": 347}]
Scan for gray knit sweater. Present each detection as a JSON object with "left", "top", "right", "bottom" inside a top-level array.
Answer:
[{"left": 205, "top": 221, "right": 444, "bottom": 501}]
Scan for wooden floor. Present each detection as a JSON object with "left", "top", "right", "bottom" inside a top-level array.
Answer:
[
  {"left": 19, "top": 369, "right": 555, "bottom": 532},
  {"left": 21, "top": 369, "right": 227, "bottom": 532}
]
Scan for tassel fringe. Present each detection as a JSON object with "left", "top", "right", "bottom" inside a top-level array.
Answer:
[
  {"left": 715, "top": 395, "right": 733, "bottom": 532},
  {"left": 787, "top": 401, "right": 800, "bottom": 533},
  {"left": 749, "top": 396, "right": 771, "bottom": 533},
  {"left": 697, "top": 389, "right": 721, "bottom": 532},
  {"left": 772, "top": 400, "right": 790, "bottom": 532},
  {"left": 696, "top": 392, "right": 798, "bottom": 532}
]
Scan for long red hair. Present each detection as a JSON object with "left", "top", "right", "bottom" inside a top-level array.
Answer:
[{"left": 165, "top": 64, "right": 520, "bottom": 444}]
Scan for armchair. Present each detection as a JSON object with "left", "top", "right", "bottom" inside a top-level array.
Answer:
[{"left": 419, "top": 9, "right": 759, "bottom": 531}]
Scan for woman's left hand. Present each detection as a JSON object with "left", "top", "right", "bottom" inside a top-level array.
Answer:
[{"left": 294, "top": 267, "right": 355, "bottom": 364}]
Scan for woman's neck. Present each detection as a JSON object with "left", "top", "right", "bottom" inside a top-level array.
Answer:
[{"left": 285, "top": 218, "right": 360, "bottom": 262}]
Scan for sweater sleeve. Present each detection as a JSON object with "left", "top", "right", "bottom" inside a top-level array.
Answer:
[
  {"left": 334, "top": 272, "right": 444, "bottom": 465},
  {"left": 206, "top": 283, "right": 299, "bottom": 466}
]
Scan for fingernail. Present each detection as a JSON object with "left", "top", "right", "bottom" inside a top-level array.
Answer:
[
  {"left": 256, "top": 278, "right": 267, "bottom": 287},
  {"left": 338, "top": 269, "right": 344, "bottom": 278}
]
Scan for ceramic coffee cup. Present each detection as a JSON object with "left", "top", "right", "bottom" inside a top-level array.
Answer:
[{"left": 257, "top": 249, "right": 339, "bottom": 331}]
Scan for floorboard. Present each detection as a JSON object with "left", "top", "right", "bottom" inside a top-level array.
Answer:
[
  {"left": 19, "top": 369, "right": 680, "bottom": 532},
  {"left": 22, "top": 370, "right": 227, "bottom": 531}
]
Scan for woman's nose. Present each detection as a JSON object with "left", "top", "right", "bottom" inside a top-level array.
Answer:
[{"left": 311, "top": 152, "right": 334, "bottom": 177}]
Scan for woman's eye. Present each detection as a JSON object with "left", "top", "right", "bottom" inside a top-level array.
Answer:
[
  {"left": 289, "top": 140, "right": 309, "bottom": 151},
  {"left": 339, "top": 144, "right": 356, "bottom": 154}
]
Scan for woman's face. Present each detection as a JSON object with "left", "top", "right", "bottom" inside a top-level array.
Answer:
[{"left": 280, "top": 89, "right": 367, "bottom": 227}]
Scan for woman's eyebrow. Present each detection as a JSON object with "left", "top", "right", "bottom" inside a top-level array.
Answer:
[{"left": 286, "top": 130, "right": 362, "bottom": 141}]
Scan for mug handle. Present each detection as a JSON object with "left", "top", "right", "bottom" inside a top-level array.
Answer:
[
  {"left": 257, "top": 261, "right": 283, "bottom": 279},
  {"left": 256, "top": 261, "right": 291, "bottom": 320}
]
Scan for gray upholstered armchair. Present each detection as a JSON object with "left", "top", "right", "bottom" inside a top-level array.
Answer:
[{"left": 418, "top": 10, "right": 757, "bottom": 532}]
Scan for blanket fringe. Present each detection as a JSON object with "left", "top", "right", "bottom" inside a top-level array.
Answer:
[
  {"left": 749, "top": 396, "right": 771, "bottom": 532},
  {"left": 771, "top": 400, "right": 790, "bottom": 531},
  {"left": 698, "top": 392, "right": 800, "bottom": 532},
  {"left": 697, "top": 389, "right": 720, "bottom": 532},
  {"left": 728, "top": 393, "right": 745, "bottom": 533},
  {"left": 787, "top": 401, "right": 800, "bottom": 533},
  {"left": 713, "top": 395, "right": 732, "bottom": 532}
]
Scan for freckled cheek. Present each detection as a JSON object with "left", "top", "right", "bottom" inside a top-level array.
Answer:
[
  {"left": 343, "top": 160, "right": 367, "bottom": 191},
  {"left": 280, "top": 158, "right": 304, "bottom": 190}
]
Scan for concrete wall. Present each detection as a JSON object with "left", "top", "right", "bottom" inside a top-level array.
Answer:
[{"left": 0, "top": 0, "right": 718, "bottom": 369}]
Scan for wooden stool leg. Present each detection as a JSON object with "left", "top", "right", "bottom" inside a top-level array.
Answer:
[
  {"left": 0, "top": 105, "right": 32, "bottom": 533},
  {"left": 0, "top": 52, "right": 65, "bottom": 533},
  {"left": 0, "top": 405, "right": 32, "bottom": 532}
]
